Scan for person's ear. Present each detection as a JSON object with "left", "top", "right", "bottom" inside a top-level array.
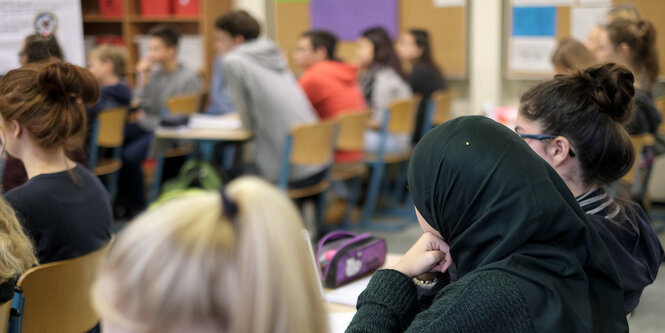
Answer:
[
  {"left": 618, "top": 42, "right": 631, "bottom": 61},
  {"left": 315, "top": 46, "right": 328, "bottom": 60},
  {"left": 234, "top": 35, "right": 246, "bottom": 45},
  {"left": 546, "top": 136, "right": 573, "bottom": 168},
  {"left": 11, "top": 120, "right": 22, "bottom": 139}
]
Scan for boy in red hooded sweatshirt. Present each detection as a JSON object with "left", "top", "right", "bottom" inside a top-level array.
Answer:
[{"left": 294, "top": 30, "right": 366, "bottom": 163}]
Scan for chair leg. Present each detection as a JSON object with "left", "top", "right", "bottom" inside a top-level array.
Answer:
[
  {"left": 315, "top": 192, "right": 327, "bottom": 236},
  {"left": 360, "top": 160, "right": 385, "bottom": 228},
  {"left": 391, "top": 161, "right": 408, "bottom": 206},
  {"left": 149, "top": 154, "right": 165, "bottom": 202},
  {"left": 222, "top": 144, "right": 236, "bottom": 171},
  {"left": 341, "top": 176, "right": 362, "bottom": 229},
  {"left": 108, "top": 171, "right": 120, "bottom": 205},
  {"left": 198, "top": 140, "right": 215, "bottom": 161}
]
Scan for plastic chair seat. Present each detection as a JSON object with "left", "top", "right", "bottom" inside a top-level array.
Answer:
[
  {"left": 164, "top": 143, "right": 196, "bottom": 158},
  {"left": 331, "top": 163, "right": 367, "bottom": 181},
  {"left": 94, "top": 159, "right": 122, "bottom": 176},
  {"left": 287, "top": 181, "right": 331, "bottom": 199}
]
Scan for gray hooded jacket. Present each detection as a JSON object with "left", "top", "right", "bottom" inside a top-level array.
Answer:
[{"left": 223, "top": 39, "right": 323, "bottom": 183}]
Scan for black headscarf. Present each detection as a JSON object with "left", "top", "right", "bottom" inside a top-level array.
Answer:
[{"left": 408, "top": 116, "right": 628, "bottom": 332}]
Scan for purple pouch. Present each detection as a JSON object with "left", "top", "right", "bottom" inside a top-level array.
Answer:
[{"left": 317, "top": 231, "right": 387, "bottom": 288}]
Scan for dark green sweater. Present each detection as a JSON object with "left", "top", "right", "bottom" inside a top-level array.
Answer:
[{"left": 345, "top": 269, "right": 535, "bottom": 332}]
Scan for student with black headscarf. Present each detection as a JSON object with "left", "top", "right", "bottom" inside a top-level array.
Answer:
[
  {"left": 516, "top": 63, "right": 663, "bottom": 315},
  {"left": 346, "top": 116, "right": 628, "bottom": 332}
]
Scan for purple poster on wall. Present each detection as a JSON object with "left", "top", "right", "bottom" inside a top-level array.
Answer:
[{"left": 310, "top": 0, "right": 398, "bottom": 41}]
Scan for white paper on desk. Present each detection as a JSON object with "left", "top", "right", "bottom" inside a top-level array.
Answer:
[
  {"left": 571, "top": 7, "right": 610, "bottom": 42},
  {"left": 324, "top": 276, "right": 371, "bottom": 306},
  {"left": 188, "top": 114, "right": 242, "bottom": 130},
  {"left": 328, "top": 312, "right": 356, "bottom": 333}
]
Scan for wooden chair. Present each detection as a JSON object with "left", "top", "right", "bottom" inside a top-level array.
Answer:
[
  {"left": 164, "top": 94, "right": 200, "bottom": 159},
  {"left": 89, "top": 107, "right": 127, "bottom": 203},
  {"left": 9, "top": 238, "right": 114, "bottom": 333},
  {"left": 279, "top": 120, "right": 338, "bottom": 234},
  {"left": 331, "top": 111, "right": 371, "bottom": 227},
  {"left": 165, "top": 94, "right": 201, "bottom": 116},
  {"left": 622, "top": 133, "right": 655, "bottom": 204},
  {"left": 0, "top": 299, "right": 11, "bottom": 333},
  {"left": 429, "top": 89, "right": 456, "bottom": 126},
  {"left": 361, "top": 96, "right": 421, "bottom": 230},
  {"left": 148, "top": 94, "right": 201, "bottom": 195}
]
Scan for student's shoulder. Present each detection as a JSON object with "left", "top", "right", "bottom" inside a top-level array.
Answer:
[
  {"left": 430, "top": 270, "right": 534, "bottom": 331},
  {"left": 436, "top": 270, "right": 528, "bottom": 313}
]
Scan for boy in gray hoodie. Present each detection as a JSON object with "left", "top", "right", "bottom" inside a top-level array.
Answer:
[{"left": 215, "top": 10, "right": 324, "bottom": 185}]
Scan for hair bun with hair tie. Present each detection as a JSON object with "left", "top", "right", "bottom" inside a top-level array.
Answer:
[
  {"left": 582, "top": 63, "right": 634, "bottom": 124},
  {"left": 220, "top": 191, "right": 238, "bottom": 220}
]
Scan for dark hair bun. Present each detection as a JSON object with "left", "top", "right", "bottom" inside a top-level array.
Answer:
[
  {"left": 578, "top": 63, "right": 635, "bottom": 124},
  {"left": 37, "top": 61, "right": 99, "bottom": 106}
]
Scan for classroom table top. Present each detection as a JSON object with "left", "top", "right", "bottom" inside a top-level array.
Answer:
[
  {"left": 324, "top": 253, "right": 401, "bottom": 314},
  {"left": 155, "top": 113, "right": 252, "bottom": 141}
]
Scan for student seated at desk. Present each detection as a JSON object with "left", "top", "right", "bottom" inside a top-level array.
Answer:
[
  {"left": 347, "top": 117, "right": 629, "bottom": 332},
  {"left": 92, "top": 177, "right": 327, "bottom": 333},
  {"left": 396, "top": 29, "right": 446, "bottom": 143},
  {"left": 357, "top": 27, "right": 412, "bottom": 154},
  {"left": 134, "top": 25, "right": 202, "bottom": 131},
  {"left": 595, "top": 19, "right": 661, "bottom": 135},
  {"left": 516, "top": 63, "right": 663, "bottom": 314},
  {"left": 294, "top": 29, "right": 366, "bottom": 163},
  {"left": 215, "top": 10, "right": 324, "bottom": 186},
  {"left": 87, "top": 44, "right": 150, "bottom": 217},
  {"left": 0, "top": 61, "right": 113, "bottom": 263}
]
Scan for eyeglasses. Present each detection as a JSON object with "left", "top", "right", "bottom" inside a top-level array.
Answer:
[
  {"left": 518, "top": 133, "right": 576, "bottom": 157},
  {"left": 518, "top": 134, "right": 556, "bottom": 141}
]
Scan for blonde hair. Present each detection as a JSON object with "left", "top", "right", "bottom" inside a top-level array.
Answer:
[
  {"left": 0, "top": 197, "right": 37, "bottom": 282},
  {"left": 552, "top": 38, "right": 598, "bottom": 73},
  {"left": 89, "top": 44, "right": 128, "bottom": 77},
  {"left": 92, "top": 177, "right": 327, "bottom": 333}
]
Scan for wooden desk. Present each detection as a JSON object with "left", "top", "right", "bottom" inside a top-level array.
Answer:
[
  {"left": 323, "top": 253, "right": 402, "bottom": 314},
  {"left": 149, "top": 114, "right": 253, "bottom": 201}
]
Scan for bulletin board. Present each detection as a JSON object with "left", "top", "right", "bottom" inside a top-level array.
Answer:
[
  {"left": 505, "top": 0, "right": 665, "bottom": 80},
  {"left": 275, "top": 0, "right": 468, "bottom": 79}
]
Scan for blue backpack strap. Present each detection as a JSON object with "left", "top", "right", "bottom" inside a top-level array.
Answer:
[{"left": 8, "top": 287, "right": 24, "bottom": 333}]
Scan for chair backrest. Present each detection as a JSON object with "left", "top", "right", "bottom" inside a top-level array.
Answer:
[
  {"left": 622, "top": 133, "right": 655, "bottom": 185},
  {"left": 167, "top": 94, "right": 201, "bottom": 115},
  {"left": 0, "top": 298, "right": 11, "bottom": 333},
  {"left": 289, "top": 120, "right": 338, "bottom": 166},
  {"left": 387, "top": 96, "right": 420, "bottom": 135},
  {"left": 97, "top": 107, "right": 127, "bottom": 148},
  {"left": 16, "top": 237, "right": 114, "bottom": 333},
  {"left": 655, "top": 96, "right": 665, "bottom": 134},
  {"left": 430, "top": 89, "right": 456, "bottom": 126},
  {"left": 336, "top": 111, "right": 370, "bottom": 151}
]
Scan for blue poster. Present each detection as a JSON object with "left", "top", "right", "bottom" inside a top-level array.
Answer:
[{"left": 512, "top": 6, "right": 556, "bottom": 37}]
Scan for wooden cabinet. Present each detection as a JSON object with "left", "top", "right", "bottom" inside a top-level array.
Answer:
[{"left": 80, "top": 0, "right": 230, "bottom": 88}]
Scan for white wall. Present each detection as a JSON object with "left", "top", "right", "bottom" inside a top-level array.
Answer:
[{"left": 232, "top": 0, "right": 270, "bottom": 37}]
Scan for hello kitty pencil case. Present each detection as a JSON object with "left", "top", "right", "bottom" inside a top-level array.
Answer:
[{"left": 317, "top": 231, "right": 387, "bottom": 288}]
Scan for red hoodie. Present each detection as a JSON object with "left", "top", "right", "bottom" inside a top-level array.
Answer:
[{"left": 299, "top": 61, "right": 366, "bottom": 163}]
